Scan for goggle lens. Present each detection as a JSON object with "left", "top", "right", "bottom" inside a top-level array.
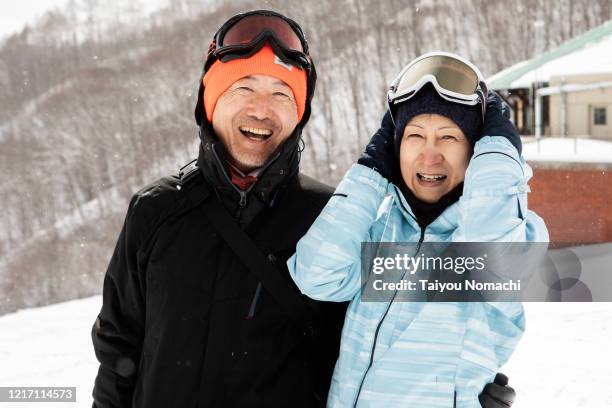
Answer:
[
  {"left": 221, "top": 14, "right": 304, "bottom": 52},
  {"left": 394, "top": 55, "right": 479, "bottom": 100}
]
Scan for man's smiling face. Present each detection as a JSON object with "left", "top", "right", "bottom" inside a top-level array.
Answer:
[{"left": 211, "top": 74, "right": 299, "bottom": 172}]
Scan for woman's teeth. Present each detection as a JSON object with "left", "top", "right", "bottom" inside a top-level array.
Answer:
[
  {"left": 417, "top": 173, "right": 447, "bottom": 181},
  {"left": 239, "top": 126, "right": 272, "bottom": 139}
]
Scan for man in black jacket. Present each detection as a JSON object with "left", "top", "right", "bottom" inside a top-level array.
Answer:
[{"left": 91, "top": 10, "right": 516, "bottom": 408}]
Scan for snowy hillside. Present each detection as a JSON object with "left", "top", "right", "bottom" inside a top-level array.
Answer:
[
  {"left": 0, "top": 297, "right": 611, "bottom": 407},
  {"left": 2, "top": 0, "right": 612, "bottom": 317}
]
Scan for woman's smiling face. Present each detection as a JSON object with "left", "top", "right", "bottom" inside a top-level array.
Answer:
[{"left": 399, "top": 113, "right": 472, "bottom": 203}]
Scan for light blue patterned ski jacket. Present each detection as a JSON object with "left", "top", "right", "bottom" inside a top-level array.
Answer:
[{"left": 288, "top": 136, "right": 549, "bottom": 408}]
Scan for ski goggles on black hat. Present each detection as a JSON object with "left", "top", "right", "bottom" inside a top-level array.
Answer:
[
  {"left": 388, "top": 52, "right": 488, "bottom": 122},
  {"left": 206, "top": 10, "right": 312, "bottom": 72}
]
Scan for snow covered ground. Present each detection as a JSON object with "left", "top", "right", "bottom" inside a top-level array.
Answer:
[
  {"left": 523, "top": 137, "right": 612, "bottom": 164},
  {"left": 0, "top": 296, "right": 101, "bottom": 407},
  {"left": 504, "top": 303, "right": 612, "bottom": 407},
  {"left": 0, "top": 297, "right": 611, "bottom": 407}
]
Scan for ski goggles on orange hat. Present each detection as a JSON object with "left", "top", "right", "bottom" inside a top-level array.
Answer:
[
  {"left": 206, "top": 9, "right": 312, "bottom": 73},
  {"left": 196, "top": 10, "right": 317, "bottom": 127},
  {"left": 388, "top": 52, "right": 488, "bottom": 122}
]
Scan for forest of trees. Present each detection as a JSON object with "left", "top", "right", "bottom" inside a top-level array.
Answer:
[{"left": 1, "top": 0, "right": 610, "bottom": 314}]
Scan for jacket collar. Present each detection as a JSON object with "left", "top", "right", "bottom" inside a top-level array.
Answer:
[
  {"left": 390, "top": 183, "right": 460, "bottom": 236},
  {"left": 196, "top": 119, "right": 302, "bottom": 210}
]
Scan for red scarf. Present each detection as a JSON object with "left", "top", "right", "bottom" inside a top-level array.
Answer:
[{"left": 228, "top": 164, "right": 258, "bottom": 190}]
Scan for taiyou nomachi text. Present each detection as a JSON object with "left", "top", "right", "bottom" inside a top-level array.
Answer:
[{"left": 372, "top": 279, "right": 522, "bottom": 292}]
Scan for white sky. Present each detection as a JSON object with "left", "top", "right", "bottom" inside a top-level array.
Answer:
[
  {"left": 0, "top": 0, "right": 173, "bottom": 41},
  {"left": 0, "top": 0, "right": 70, "bottom": 39}
]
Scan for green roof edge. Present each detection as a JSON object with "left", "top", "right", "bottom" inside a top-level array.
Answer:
[{"left": 488, "top": 19, "right": 612, "bottom": 90}]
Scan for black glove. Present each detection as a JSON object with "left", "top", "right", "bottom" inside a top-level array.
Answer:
[
  {"left": 357, "top": 110, "right": 397, "bottom": 181},
  {"left": 479, "top": 373, "right": 516, "bottom": 408},
  {"left": 480, "top": 91, "right": 522, "bottom": 154}
]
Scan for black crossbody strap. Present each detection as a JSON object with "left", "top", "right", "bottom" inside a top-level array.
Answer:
[{"left": 186, "top": 181, "right": 313, "bottom": 326}]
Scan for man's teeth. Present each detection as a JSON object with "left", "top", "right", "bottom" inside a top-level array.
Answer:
[
  {"left": 418, "top": 173, "right": 447, "bottom": 181},
  {"left": 239, "top": 126, "right": 272, "bottom": 136}
]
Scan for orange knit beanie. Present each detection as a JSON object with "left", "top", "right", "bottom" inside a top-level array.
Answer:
[{"left": 203, "top": 44, "right": 307, "bottom": 122}]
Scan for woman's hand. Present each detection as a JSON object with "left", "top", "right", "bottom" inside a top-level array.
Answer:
[
  {"left": 357, "top": 110, "right": 397, "bottom": 181},
  {"left": 480, "top": 91, "right": 522, "bottom": 154}
]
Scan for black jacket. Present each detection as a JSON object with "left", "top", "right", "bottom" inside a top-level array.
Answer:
[{"left": 91, "top": 122, "right": 347, "bottom": 407}]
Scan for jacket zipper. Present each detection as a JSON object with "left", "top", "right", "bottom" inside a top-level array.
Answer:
[
  {"left": 210, "top": 145, "right": 282, "bottom": 317},
  {"left": 210, "top": 145, "right": 281, "bottom": 216},
  {"left": 352, "top": 225, "right": 426, "bottom": 407},
  {"left": 210, "top": 146, "right": 248, "bottom": 210}
]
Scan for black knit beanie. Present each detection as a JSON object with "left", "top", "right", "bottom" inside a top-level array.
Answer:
[{"left": 393, "top": 83, "right": 483, "bottom": 156}]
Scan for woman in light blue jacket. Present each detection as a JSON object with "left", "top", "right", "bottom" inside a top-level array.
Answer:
[{"left": 288, "top": 53, "right": 548, "bottom": 407}]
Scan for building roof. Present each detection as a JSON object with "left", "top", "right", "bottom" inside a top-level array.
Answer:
[{"left": 488, "top": 20, "right": 612, "bottom": 90}]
